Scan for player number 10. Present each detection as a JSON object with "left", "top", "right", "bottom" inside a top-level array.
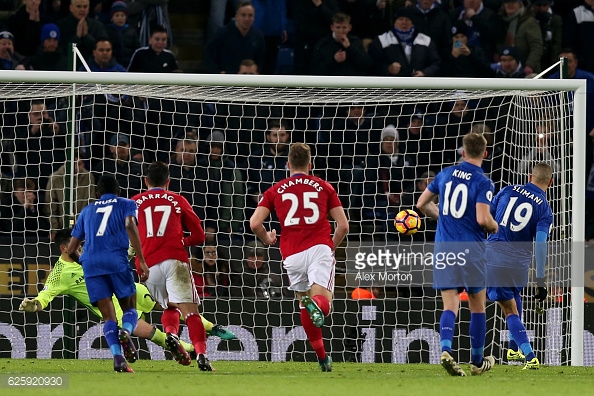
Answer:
[{"left": 442, "top": 181, "right": 468, "bottom": 219}]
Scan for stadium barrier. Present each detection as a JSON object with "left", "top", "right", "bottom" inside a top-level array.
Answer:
[{"left": 2, "top": 290, "right": 592, "bottom": 365}]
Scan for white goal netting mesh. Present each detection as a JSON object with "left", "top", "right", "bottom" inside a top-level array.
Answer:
[{"left": 0, "top": 80, "right": 581, "bottom": 365}]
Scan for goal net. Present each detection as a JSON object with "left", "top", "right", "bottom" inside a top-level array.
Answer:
[{"left": 0, "top": 71, "right": 586, "bottom": 366}]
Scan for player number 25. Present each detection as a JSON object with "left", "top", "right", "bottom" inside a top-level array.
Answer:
[
  {"left": 442, "top": 181, "right": 468, "bottom": 219},
  {"left": 499, "top": 197, "right": 533, "bottom": 232},
  {"left": 282, "top": 192, "right": 320, "bottom": 226}
]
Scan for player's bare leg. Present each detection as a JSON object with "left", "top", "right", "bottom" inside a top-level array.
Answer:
[
  {"left": 97, "top": 298, "right": 133, "bottom": 373},
  {"left": 297, "top": 284, "right": 333, "bottom": 372},
  {"left": 439, "top": 289, "right": 466, "bottom": 376},
  {"left": 468, "top": 290, "right": 494, "bottom": 375},
  {"left": 179, "top": 302, "right": 213, "bottom": 371}
]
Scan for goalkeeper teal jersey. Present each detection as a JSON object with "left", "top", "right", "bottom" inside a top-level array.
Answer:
[{"left": 35, "top": 257, "right": 156, "bottom": 323}]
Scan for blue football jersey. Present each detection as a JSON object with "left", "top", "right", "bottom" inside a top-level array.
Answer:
[
  {"left": 71, "top": 193, "right": 137, "bottom": 277},
  {"left": 487, "top": 183, "right": 553, "bottom": 267},
  {"left": 428, "top": 161, "right": 495, "bottom": 243}
]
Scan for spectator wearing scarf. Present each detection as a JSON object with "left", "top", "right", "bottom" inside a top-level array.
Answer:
[{"left": 368, "top": 7, "right": 441, "bottom": 77}]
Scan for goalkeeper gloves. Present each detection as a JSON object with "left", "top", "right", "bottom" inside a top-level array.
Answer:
[
  {"left": 534, "top": 278, "right": 548, "bottom": 302},
  {"left": 127, "top": 244, "right": 136, "bottom": 261},
  {"left": 19, "top": 298, "right": 40, "bottom": 313}
]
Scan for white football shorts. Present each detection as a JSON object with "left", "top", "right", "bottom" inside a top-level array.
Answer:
[
  {"left": 283, "top": 244, "right": 335, "bottom": 293},
  {"left": 145, "top": 259, "right": 199, "bottom": 307}
]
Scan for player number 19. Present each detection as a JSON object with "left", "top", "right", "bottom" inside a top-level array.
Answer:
[{"left": 499, "top": 197, "right": 533, "bottom": 232}]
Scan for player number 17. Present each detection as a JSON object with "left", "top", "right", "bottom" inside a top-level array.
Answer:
[{"left": 144, "top": 205, "right": 171, "bottom": 237}]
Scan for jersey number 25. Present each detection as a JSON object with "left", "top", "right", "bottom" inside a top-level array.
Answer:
[{"left": 282, "top": 192, "right": 320, "bottom": 226}]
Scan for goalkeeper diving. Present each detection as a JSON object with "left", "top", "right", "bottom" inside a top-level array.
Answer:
[{"left": 19, "top": 229, "right": 235, "bottom": 362}]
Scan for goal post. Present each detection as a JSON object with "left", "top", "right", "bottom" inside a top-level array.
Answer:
[{"left": 0, "top": 70, "right": 586, "bottom": 365}]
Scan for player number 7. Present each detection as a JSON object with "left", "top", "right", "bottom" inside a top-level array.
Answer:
[{"left": 95, "top": 205, "right": 113, "bottom": 236}]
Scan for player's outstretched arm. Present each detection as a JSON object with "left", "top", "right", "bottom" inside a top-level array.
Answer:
[
  {"left": 476, "top": 203, "right": 498, "bottom": 234},
  {"left": 329, "top": 206, "right": 349, "bottom": 250},
  {"left": 250, "top": 206, "right": 277, "bottom": 245},
  {"left": 416, "top": 189, "right": 439, "bottom": 220},
  {"left": 126, "top": 215, "right": 149, "bottom": 282},
  {"left": 67, "top": 237, "right": 83, "bottom": 264}
]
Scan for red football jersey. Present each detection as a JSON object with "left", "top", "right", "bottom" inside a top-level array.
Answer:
[
  {"left": 131, "top": 188, "right": 205, "bottom": 269},
  {"left": 258, "top": 174, "right": 343, "bottom": 259}
]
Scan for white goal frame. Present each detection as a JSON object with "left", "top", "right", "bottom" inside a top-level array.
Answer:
[{"left": 0, "top": 70, "right": 586, "bottom": 365}]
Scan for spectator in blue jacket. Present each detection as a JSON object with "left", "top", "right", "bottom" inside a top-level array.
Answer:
[
  {"left": 86, "top": 39, "right": 126, "bottom": 72},
  {"left": 203, "top": 1, "right": 266, "bottom": 74},
  {"left": 252, "top": 0, "right": 287, "bottom": 74},
  {"left": 106, "top": 1, "right": 140, "bottom": 68},
  {"left": 491, "top": 45, "right": 525, "bottom": 78},
  {"left": 368, "top": 7, "right": 441, "bottom": 77}
]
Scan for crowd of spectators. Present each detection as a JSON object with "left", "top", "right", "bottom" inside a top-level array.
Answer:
[
  {"left": 0, "top": 1, "right": 589, "bottom": 77},
  {"left": 0, "top": 0, "right": 592, "bottom": 298}
]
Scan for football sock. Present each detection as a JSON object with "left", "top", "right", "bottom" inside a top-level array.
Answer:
[
  {"left": 312, "top": 295, "right": 330, "bottom": 316},
  {"left": 508, "top": 335, "right": 518, "bottom": 352},
  {"left": 300, "top": 307, "right": 326, "bottom": 360},
  {"left": 201, "top": 315, "right": 213, "bottom": 332},
  {"left": 104, "top": 320, "right": 122, "bottom": 357},
  {"left": 506, "top": 314, "right": 535, "bottom": 361},
  {"left": 149, "top": 326, "right": 167, "bottom": 348},
  {"left": 470, "top": 313, "right": 486, "bottom": 366},
  {"left": 508, "top": 294, "right": 522, "bottom": 352},
  {"left": 162, "top": 308, "right": 180, "bottom": 335},
  {"left": 121, "top": 308, "right": 138, "bottom": 336},
  {"left": 186, "top": 312, "right": 207, "bottom": 354},
  {"left": 439, "top": 310, "right": 456, "bottom": 353}
]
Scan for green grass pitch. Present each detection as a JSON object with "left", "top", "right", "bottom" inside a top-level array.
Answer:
[{"left": 1, "top": 359, "right": 593, "bottom": 396}]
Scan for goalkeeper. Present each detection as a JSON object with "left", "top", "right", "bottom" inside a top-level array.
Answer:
[{"left": 19, "top": 229, "right": 235, "bottom": 361}]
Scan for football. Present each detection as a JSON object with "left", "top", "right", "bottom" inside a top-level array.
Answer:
[{"left": 394, "top": 209, "right": 421, "bottom": 235}]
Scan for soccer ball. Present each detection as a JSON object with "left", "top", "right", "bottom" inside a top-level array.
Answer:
[{"left": 394, "top": 209, "right": 421, "bottom": 235}]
